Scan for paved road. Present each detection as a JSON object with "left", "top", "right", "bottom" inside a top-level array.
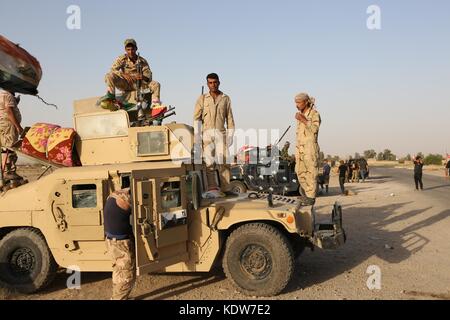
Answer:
[{"left": 370, "top": 167, "right": 450, "bottom": 206}]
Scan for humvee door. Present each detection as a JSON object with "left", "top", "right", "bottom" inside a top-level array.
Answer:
[{"left": 131, "top": 170, "right": 189, "bottom": 275}]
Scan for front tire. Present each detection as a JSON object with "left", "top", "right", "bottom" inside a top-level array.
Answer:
[
  {"left": 0, "top": 228, "right": 57, "bottom": 293},
  {"left": 223, "top": 223, "right": 294, "bottom": 297}
]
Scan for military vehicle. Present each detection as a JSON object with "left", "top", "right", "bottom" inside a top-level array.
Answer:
[{"left": 0, "top": 97, "right": 345, "bottom": 297}]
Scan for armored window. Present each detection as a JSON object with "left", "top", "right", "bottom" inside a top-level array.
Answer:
[
  {"left": 72, "top": 184, "right": 97, "bottom": 208},
  {"left": 160, "top": 181, "right": 181, "bottom": 210},
  {"left": 75, "top": 112, "right": 129, "bottom": 140},
  {"left": 136, "top": 130, "right": 169, "bottom": 156}
]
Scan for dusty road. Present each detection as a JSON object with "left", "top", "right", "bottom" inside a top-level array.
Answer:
[{"left": 2, "top": 166, "right": 450, "bottom": 300}]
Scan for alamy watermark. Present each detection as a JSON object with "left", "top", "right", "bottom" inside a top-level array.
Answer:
[
  {"left": 66, "top": 5, "right": 81, "bottom": 30},
  {"left": 366, "top": 265, "right": 382, "bottom": 290},
  {"left": 66, "top": 265, "right": 81, "bottom": 289},
  {"left": 367, "top": 5, "right": 381, "bottom": 30}
]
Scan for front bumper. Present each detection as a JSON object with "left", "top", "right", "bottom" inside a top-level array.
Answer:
[{"left": 313, "top": 202, "right": 346, "bottom": 250}]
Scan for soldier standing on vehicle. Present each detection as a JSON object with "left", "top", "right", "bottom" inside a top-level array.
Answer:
[
  {"left": 194, "top": 73, "right": 236, "bottom": 196},
  {"left": 104, "top": 188, "right": 136, "bottom": 300},
  {"left": 101, "top": 39, "right": 161, "bottom": 105},
  {"left": 0, "top": 89, "right": 23, "bottom": 181},
  {"left": 294, "top": 93, "right": 321, "bottom": 205}
]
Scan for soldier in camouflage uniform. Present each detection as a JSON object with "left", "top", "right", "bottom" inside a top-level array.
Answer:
[
  {"left": 103, "top": 39, "right": 161, "bottom": 104},
  {"left": 0, "top": 89, "right": 23, "bottom": 181},
  {"left": 280, "top": 141, "right": 290, "bottom": 160},
  {"left": 294, "top": 93, "right": 321, "bottom": 206},
  {"left": 104, "top": 188, "right": 136, "bottom": 300}
]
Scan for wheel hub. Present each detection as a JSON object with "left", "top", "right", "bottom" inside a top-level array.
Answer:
[
  {"left": 10, "top": 247, "right": 35, "bottom": 275},
  {"left": 240, "top": 244, "right": 272, "bottom": 280}
]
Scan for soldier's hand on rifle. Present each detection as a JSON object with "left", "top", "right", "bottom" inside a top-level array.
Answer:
[
  {"left": 295, "top": 112, "right": 308, "bottom": 124},
  {"left": 123, "top": 73, "right": 135, "bottom": 86}
]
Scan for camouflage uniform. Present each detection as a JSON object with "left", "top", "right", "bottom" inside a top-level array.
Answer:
[
  {"left": 280, "top": 142, "right": 290, "bottom": 160},
  {"left": 106, "top": 238, "right": 136, "bottom": 300},
  {"left": 295, "top": 107, "right": 321, "bottom": 199},
  {"left": 194, "top": 92, "right": 235, "bottom": 192},
  {"left": 105, "top": 54, "right": 161, "bottom": 101},
  {"left": 0, "top": 90, "right": 21, "bottom": 175},
  {"left": 104, "top": 188, "right": 136, "bottom": 300}
]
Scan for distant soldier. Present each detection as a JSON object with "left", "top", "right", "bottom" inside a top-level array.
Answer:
[
  {"left": 0, "top": 89, "right": 23, "bottom": 181},
  {"left": 104, "top": 188, "right": 136, "bottom": 300},
  {"left": 337, "top": 160, "right": 348, "bottom": 195},
  {"left": 351, "top": 160, "right": 360, "bottom": 183},
  {"left": 321, "top": 159, "right": 331, "bottom": 194},
  {"left": 445, "top": 158, "right": 450, "bottom": 177},
  {"left": 294, "top": 93, "right": 321, "bottom": 205},
  {"left": 102, "top": 39, "right": 161, "bottom": 105},
  {"left": 413, "top": 156, "right": 424, "bottom": 191},
  {"left": 194, "top": 73, "right": 236, "bottom": 196},
  {"left": 359, "top": 157, "right": 369, "bottom": 182},
  {"left": 280, "top": 141, "right": 290, "bottom": 160}
]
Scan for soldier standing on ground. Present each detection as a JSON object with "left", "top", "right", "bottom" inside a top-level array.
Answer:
[
  {"left": 0, "top": 89, "right": 23, "bottom": 181},
  {"left": 104, "top": 188, "right": 136, "bottom": 300},
  {"left": 445, "top": 158, "right": 450, "bottom": 177},
  {"left": 413, "top": 156, "right": 424, "bottom": 191},
  {"left": 359, "top": 157, "right": 368, "bottom": 182},
  {"left": 102, "top": 39, "right": 161, "bottom": 106},
  {"left": 337, "top": 160, "right": 348, "bottom": 195},
  {"left": 351, "top": 160, "right": 360, "bottom": 183},
  {"left": 321, "top": 159, "right": 331, "bottom": 194},
  {"left": 194, "top": 73, "right": 236, "bottom": 196},
  {"left": 294, "top": 93, "right": 321, "bottom": 205}
]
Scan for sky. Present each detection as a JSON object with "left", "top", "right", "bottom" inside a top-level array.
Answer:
[{"left": 1, "top": 0, "right": 450, "bottom": 158}]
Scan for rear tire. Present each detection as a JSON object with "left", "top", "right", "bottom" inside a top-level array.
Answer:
[
  {"left": 0, "top": 228, "right": 57, "bottom": 293},
  {"left": 229, "top": 180, "right": 247, "bottom": 194},
  {"left": 223, "top": 223, "right": 294, "bottom": 297}
]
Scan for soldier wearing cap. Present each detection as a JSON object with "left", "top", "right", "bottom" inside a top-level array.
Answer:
[
  {"left": 0, "top": 89, "right": 23, "bottom": 181},
  {"left": 103, "top": 39, "right": 161, "bottom": 105},
  {"left": 104, "top": 188, "right": 136, "bottom": 300},
  {"left": 294, "top": 92, "right": 321, "bottom": 206}
]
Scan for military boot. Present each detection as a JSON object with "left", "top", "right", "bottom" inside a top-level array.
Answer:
[{"left": 4, "top": 171, "right": 22, "bottom": 181}]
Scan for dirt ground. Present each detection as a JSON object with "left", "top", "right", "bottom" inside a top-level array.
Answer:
[{"left": 1, "top": 165, "right": 450, "bottom": 300}]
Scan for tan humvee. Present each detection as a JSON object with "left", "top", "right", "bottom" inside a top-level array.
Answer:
[{"left": 0, "top": 98, "right": 345, "bottom": 297}]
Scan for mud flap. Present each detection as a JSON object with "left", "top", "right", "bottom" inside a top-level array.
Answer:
[{"left": 313, "top": 202, "right": 346, "bottom": 250}]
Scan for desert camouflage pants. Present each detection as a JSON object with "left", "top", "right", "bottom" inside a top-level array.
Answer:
[
  {"left": 202, "top": 132, "right": 231, "bottom": 192},
  {"left": 106, "top": 238, "right": 136, "bottom": 300},
  {"left": 0, "top": 121, "right": 19, "bottom": 173},
  {"left": 295, "top": 150, "right": 319, "bottom": 199},
  {"left": 105, "top": 72, "right": 161, "bottom": 101}
]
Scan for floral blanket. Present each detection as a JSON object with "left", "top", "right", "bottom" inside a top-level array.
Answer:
[{"left": 21, "top": 123, "right": 80, "bottom": 166}]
